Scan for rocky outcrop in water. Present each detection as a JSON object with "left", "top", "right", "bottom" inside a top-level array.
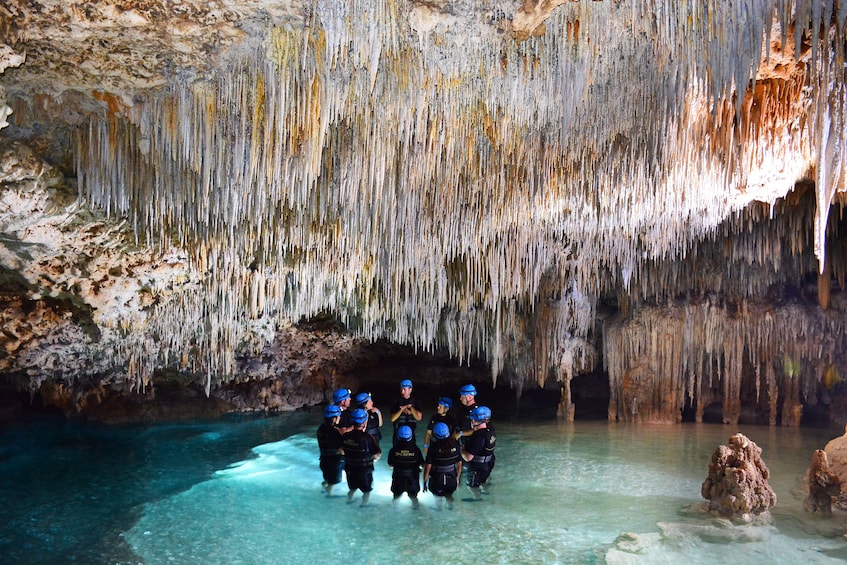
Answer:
[
  {"left": 701, "top": 433, "right": 777, "bottom": 517},
  {"left": 823, "top": 426, "right": 847, "bottom": 511},
  {"left": 804, "top": 449, "right": 841, "bottom": 515}
]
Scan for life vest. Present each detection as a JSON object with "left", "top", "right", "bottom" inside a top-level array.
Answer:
[
  {"left": 366, "top": 411, "right": 382, "bottom": 440},
  {"left": 316, "top": 423, "right": 343, "bottom": 457},
  {"left": 467, "top": 428, "right": 496, "bottom": 466},
  {"left": 342, "top": 429, "right": 378, "bottom": 467},
  {"left": 388, "top": 442, "right": 422, "bottom": 475},
  {"left": 429, "top": 438, "right": 460, "bottom": 473}
]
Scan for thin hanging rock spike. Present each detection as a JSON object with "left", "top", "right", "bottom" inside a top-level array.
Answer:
[{"left": 69, "top": 1, "right": 846, "bottom": 394}]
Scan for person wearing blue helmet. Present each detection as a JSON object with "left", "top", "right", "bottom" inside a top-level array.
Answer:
[
  {"left": 316, "top": 404, "right": 345, "bottom": 496},
  {"left": 332, "top": 388, "right": 354, "bottom": 433},
  {"left": 423, "top": 397, "right": 455, "bottom": 457},
  {"left": 355, "top": 391, "right": 383, "bottom": 445},
  {"left": 454, "top": 384, "right": 479, "bottom": 442},
  {"left": 461, "top": 405, "right": 495, "bottom": 501},
  {"left": 422, "top": 422, "right": 462, "bottom": 510},
  {"left": 390, "top": 378, "right": 422, "bottom": 444},
  {"left": 341, "top": 407, "right": 382, "bottom": 506},
  {"left": 387, "top": 425, "right": 424, "bottom": 508}
]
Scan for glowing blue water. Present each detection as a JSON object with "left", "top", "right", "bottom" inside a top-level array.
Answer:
[{"left": 2, "top": 413, "right": 847, "bottom": 564}]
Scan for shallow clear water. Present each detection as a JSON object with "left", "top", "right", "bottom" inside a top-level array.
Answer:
[{"left": 2, "top": 413, "right": 847, "bottom": 564}]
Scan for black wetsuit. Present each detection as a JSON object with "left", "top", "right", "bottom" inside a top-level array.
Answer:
[
  {"left": 455, "top": 402, "right": 495, "bottom": 457},
  {"left": 342, "top": 428, "right": 381, "bottom": 493},
  {"left": 425, "top": 437, "right": 461, "bottom": 497},
  {"left": 464, "top": 426, "right": 496, "bottom": 488},
  {"left": 391, "top": 395, "right": 422, "bottom": 442},
  {"left": 387, "top": 439, "right": 424, "bottom": 497},
  {"left": 365, "top": 409, "right": 382, "bottom": 444},
  {"left": 316, "top": 421, "right": 344, "bottom": 485},
  {"left": 426, "top": 413, "right": 456, "bottom": 439},
  {"left": 337, "top": 406, "right": 352, "bottom": 430},
  {"left": 454, "top": 402, "right": 476, "bottom": 443}
]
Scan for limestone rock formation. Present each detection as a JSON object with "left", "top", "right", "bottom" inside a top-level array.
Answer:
[
  {"left": 701, "top": 433, "right": 777, "bottom": 517},
  {"left": 804, "top": 449, "right": 841, "bottom": 515},
  {"left": 823, "top": 426, "right": 847, "bottom": 511},
  {"left": 1, "top": 2, "right": 847, "bottom": 422}
]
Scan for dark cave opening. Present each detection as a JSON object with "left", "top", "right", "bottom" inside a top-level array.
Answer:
[
  {"left": 0, "top": 383, "right": 65, "bottom": 422},
  {"left": 345, "top": 340, "right": 562, "bottom": 421},
  {"left": 570, "top": 371, "right": 611, "bottom": 420},
  {"left": 347, "top": 342, "right": 610, "bottom": 422},
  {"left": 700, "top": 402, "right": 724, "bottom": 424}
]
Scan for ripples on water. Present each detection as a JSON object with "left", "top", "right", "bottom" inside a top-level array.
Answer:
[{"left": 2, "top": 413, "right": 847, "bottom": 564}]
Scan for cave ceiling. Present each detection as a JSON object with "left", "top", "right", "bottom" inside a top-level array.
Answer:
[{"left": 0, "top": 1, "right": 846, "bottom": 395}]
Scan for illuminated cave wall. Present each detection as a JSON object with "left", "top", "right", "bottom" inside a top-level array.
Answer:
[
  {"left": 2, "top": 1, "right": 847, "bottom": 422},
  {"left": 603, "top": 184, "right": 847, "bottom": 425}
]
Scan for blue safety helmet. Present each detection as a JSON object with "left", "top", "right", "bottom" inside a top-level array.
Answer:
[
  {"left": 323, "top": 404, "right": 342, "bottom": 419},
  {"left": 397, "top": 425, "right": 413, "bottom": 441},
  {"left": 459, "top": 384, "right": 477, "bottom": 396},
  {"left": 433, "top": 422, "right": 450, "bottom": 440},
  {"left": 438, "top": 397, "right": 453, "bottom": 409},
  {"left": 333, "top": 388, "right": 351, "bottom": 403},
  {"left": 355, "top": 392, "right": 372, "bottom": 406},
  {"left": 350, "top": 408, "right": 368, "bottom": 425},
  {"left": 400, "top": 379, "right": 413, "bottom": 388},
  {"left": 470, "top": 405, "right": 492, "bottom": 422}
]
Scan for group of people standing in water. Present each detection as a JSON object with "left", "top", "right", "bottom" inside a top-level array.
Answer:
[{"left": 316, "top": 380, "right": 496, "bottom": 509}]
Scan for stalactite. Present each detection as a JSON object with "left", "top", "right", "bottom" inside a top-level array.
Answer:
[
  {"left": 605, "top": 294, "right": 847, "bottom": 425},
  {"left": 819, "top": 253, "right": 831, "bottom": 310},
  {"left": 67, "top": 1, "right": 847, "bottom": 394}
]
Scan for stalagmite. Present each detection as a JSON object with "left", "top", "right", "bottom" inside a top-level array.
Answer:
[
  {"left": 804, "top": 449, "right": 841, "bottom": 515},
  {"left": 701, "top": 433, "right": 777, "bottom": 517}
]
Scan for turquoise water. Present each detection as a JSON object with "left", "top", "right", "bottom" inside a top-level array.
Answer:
[{"left": 2, "top": 412, "right": 847, "bottom": 564}]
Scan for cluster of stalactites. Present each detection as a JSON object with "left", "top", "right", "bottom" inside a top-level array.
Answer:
[
  {"left": 791, "top": 1, "right": 847, "bottom": 270},
  {"left": 604, "top": 296, "right": 847, "bottom": 425},
  {"left": 619, "top": 183, "right": 833, "bottom": 306},
  {"left": 74, "top": 1, "right": 844, "bottom": 391}
]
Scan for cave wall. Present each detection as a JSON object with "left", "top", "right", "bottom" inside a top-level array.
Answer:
[
  {"left": 604, "top": 297, "right": 847, "bottom": 426},
  {"left": 2, "top": 3, "right": 847, "bottom": 423}
]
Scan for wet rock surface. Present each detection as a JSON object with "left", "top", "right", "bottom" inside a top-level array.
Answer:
[
  {"left": 804, "top": 448, "right": 842, "bottom": 515},
  {"left": 823, "top": 426, "right": 847, "bottom": 511},
  {"left": 701, "top": 433, "right": 777, "bottom": 517}
]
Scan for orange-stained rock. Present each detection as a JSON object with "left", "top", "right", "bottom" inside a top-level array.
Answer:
[
  {"left": 701, "top": 433, "right": 777, "bottom": 517},
  {"left": 804, "top": 449, "right": 841, "bottom": 515},
  {"left": 823, "top": 425, "right": 847, "bottom": 510}
]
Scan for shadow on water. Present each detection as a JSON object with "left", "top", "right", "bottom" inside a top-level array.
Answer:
[{"left": 0, "top": 410, "right": 317, "bottom": 565}]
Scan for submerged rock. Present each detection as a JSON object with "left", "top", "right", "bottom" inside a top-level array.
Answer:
[{"left": 701, "top": 433, "right": 777, "bottom": 517}]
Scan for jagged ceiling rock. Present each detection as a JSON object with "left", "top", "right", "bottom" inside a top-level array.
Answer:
[
  {"left": 1, "top": 1, "right": 846, "bottom": 418},
  {"left": 0, "top": 0, "right": 304, "bottom": 93}
]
